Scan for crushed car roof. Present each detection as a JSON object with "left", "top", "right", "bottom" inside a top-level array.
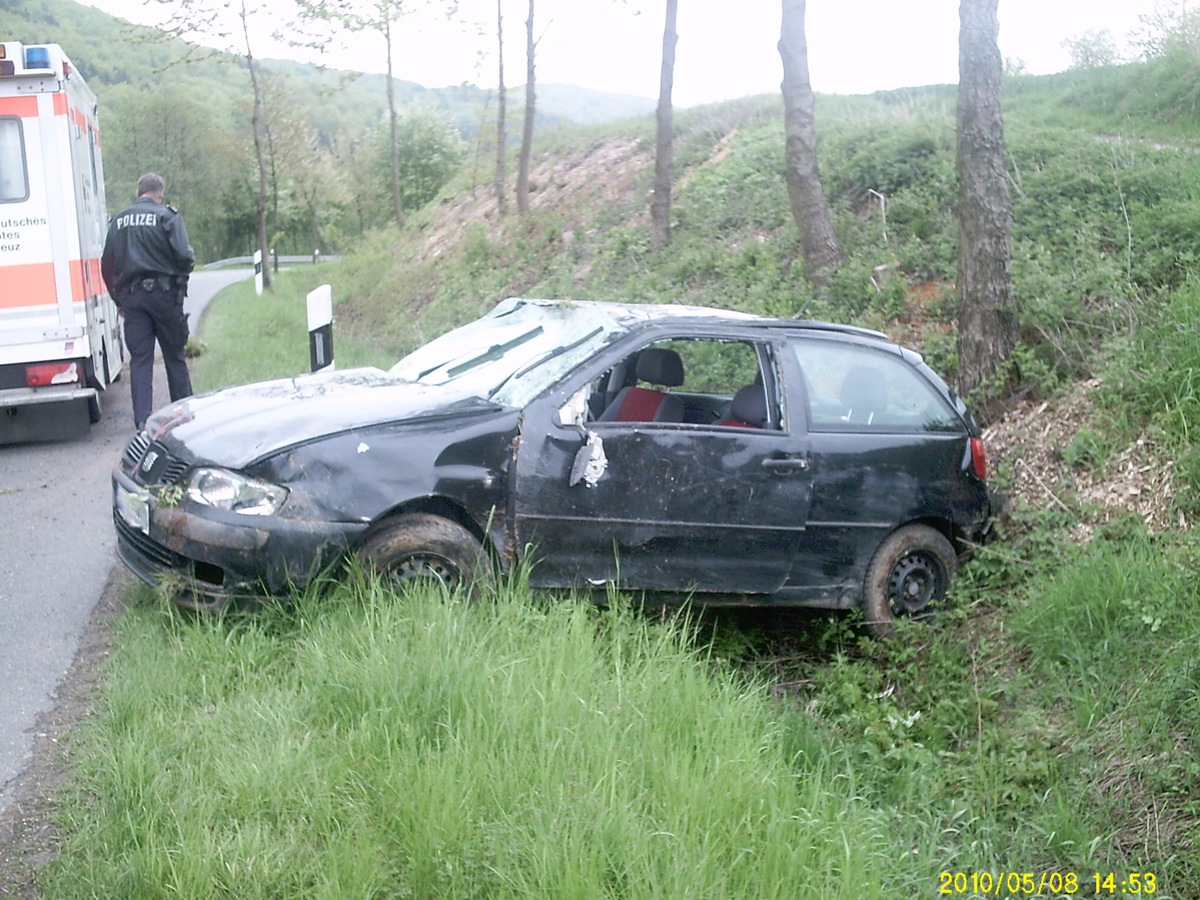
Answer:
[{"left": 505, "top": 297, "right": 888, "bottom": 339}]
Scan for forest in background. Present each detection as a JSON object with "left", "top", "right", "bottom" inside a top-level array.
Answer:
[{"left": 0, "top": 0, "right": 655, "bottom": 261}]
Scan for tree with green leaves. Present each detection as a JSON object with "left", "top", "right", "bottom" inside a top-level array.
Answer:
[
  {"left": 778, "top": 0, "right": 841, "bottom": 295},
  {"left": 956, "top": 0, "right": 1015, "bottom": 399},
  {"left": 1062, "top": 29, "right": 1122, "bottom": 69},
  {"left": 151, "top": 0, "right": 286, "bottom": 288},
  {"left": 259, "top": 76, "right": 341, "bottom": 258},
  {"left": 339, "top": 109, "right": 465, "bottom": 231},
  {"left": 102, "top": 84, "right": 249, "bottom": 262},
  {"left": 370, "top": 108, "right": 467, "bottom": 213},
  {"left": 296, "top": 131, "right": 354, "bottom": 252},
  {"left": 298, "top": 0, "right": 431, "bottom": 228},
  {"left": 1133, "top": 0, "right": 1200, "bottom": 60}
]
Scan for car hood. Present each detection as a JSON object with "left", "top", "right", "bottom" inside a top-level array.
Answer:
[{"left": 147, "top": 367, "right": 502, "bottom": 468}]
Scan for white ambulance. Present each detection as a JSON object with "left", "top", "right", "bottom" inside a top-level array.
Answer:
[{"left": 0, "top": 40, "right": 124, "bottom": 442}]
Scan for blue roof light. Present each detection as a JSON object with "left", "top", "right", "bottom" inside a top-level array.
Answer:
[{"left": 24, "top": 46, "right": 52, "bottom": 69}]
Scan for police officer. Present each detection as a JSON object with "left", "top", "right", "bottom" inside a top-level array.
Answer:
[{"left": 101, "top": 172, "right": 195, "bottom": 432}]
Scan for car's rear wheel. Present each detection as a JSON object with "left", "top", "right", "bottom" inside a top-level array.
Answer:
[
  {"left": 355, "top": 513, "right": 492, "bottom": 597},
  {"left": 861, "top": 524, "right": 957, "bottom": 638}
]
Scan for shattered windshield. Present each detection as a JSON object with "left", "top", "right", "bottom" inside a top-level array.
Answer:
[{"left": 390, "top": 299, "right": 626, "bottom": 408}]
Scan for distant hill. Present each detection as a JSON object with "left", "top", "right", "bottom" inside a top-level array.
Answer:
[
  {"left": 0, "top": 0, "right": 656, "bottom": 129},
  {"left": 535, "top": 84, "right": 656, "bottom": 124}
]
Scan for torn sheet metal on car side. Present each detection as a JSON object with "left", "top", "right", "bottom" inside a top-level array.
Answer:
[{"left": 508, "top": 323, "right": 815, "bottom": 595}]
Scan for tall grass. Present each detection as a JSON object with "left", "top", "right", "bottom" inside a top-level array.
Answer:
[
  {"left": 191, "top": 268, "right": 403, "bottom": 393},
  {"left": 1005, "top": 533, "right": 1200, "bottom": 876},
  {"left": 1093, "top": 280, "right": 1200, "bottom": 517},
  {"left": 45, "top": 581, "right": 892, "bottom": 898}
]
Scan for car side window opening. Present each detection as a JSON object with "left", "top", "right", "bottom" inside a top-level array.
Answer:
[
  {"left": 793, "top": 340, "right": 961, "bottom": 432},
  {"left": 591, "top": 337, "right": 779, "bottom": 429}
]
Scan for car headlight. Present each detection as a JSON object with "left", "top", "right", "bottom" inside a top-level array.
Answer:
[{"left": 186, "top": 467, "right": 289, "bottom": 516}]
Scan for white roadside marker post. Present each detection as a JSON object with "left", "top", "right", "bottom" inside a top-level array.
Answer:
[{"left": 307, "top": 284, "right": 335, "bottom": 373}]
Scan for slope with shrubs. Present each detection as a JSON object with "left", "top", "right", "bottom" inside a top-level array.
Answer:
[{"left": 34, "top": 61, "right": 1200, "bottom": 896}]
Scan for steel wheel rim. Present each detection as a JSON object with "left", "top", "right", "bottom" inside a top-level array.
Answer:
[
  {"left": 388, "top": 554, "right": 460, "bottom": 590},
  {"left": 887, "top": 552, "right": 943, "bottom": 616}
]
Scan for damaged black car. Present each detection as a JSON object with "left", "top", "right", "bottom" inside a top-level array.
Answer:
[{"left": 113, "top": 297, "right": 996, "bottom": 636}]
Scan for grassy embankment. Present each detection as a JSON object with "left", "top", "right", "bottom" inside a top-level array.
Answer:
[{"left": 41, "top": 61, "right": 1200, "bottom": 896}]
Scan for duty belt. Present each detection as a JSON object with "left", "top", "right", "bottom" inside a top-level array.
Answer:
[{"left": 136, "top": 275, "right": 173, "bottom": 292}]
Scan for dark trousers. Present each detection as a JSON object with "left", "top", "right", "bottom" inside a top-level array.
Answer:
[{"left": 122, "top": 281, "right": 193, "bottom": 428}]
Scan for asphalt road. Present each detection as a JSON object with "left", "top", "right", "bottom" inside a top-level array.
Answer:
[{"left": 0, "top": 268, "right": 252, "bottom": 814}]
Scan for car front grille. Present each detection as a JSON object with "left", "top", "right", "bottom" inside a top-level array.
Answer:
[
  {"left": 122, "top": 434, "right": 190, "bottom": 487},
  {"left": 160, "top": 460, "right": 190, "bottom": 484},
  {"left": 122, "top": 432, "right": 151, "bottom": 469}
]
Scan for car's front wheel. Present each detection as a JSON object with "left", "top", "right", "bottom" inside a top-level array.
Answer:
[
  {"left": 861, "top": 524, "right": 957, "bottom": 638},
  {"left": 354, "top": 513, "right": 492, "bottom": 596}
]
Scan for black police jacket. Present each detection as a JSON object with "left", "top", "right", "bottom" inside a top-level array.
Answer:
[{"left": 101, "top": 197, "right": 195, "bottom": 300}]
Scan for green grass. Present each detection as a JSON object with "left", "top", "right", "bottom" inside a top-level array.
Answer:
[
  {"left": 191, "top": 268, "right": 404, "bottom": 393},
  {"left": 46, "top": 545, "right": 1200, "bottom": 896},
  {"left": 44, "top": 581, "right": 893, "bottom": 898}
]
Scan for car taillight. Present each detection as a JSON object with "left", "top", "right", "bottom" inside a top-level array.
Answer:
[
  {"left": 969, "top": 436, "right": 987, "bottom": 480},
  {"left": 26, "top": 361, "right": 80, "bottom": 387}
]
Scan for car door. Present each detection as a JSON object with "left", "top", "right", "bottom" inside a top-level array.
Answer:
[
  {"left": 511, "top": 332, "right": 813, "bottom": 594},
  {"left": 778, "top": 335, "right": 977, "bottom": 595}
]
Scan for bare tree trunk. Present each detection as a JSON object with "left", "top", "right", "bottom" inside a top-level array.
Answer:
[
  {"left": 516, "top": 0, "right": 535, "bottom": 214},
  {"left": 265, "top": 79, "right": 280, "bottom": 271},
  {"left": 651, "top": 0, "right": 678, "bottom": 251},
  {"left": 385, "top": 13, "right": 406, "bottom": 227},
  {"left": 495, "top": 0, "right": 507, "bottom": 216},
  {"left": 778, "top": 0, "right": 840, "bottom": 296},
  {"left": 956, "top": 0, "right": 1016, "bottom": 399},
  {"left": 240, "top": 0, "right": 272, "bottom": 290}
]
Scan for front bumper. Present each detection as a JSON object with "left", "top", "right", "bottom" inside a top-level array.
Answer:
[{"left": 113, "top": 466, "right": 365, "bottom": 610}]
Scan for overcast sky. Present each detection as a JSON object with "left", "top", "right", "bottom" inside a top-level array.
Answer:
[{"left": 81, "top": 0, "right": 1163, "bottom": 107}]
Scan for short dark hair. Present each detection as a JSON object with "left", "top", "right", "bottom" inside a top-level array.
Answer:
[{"left": 137, "top": 173, "right": 165, "bottom": 197}]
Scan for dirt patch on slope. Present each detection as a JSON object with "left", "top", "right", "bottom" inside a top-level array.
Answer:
[
  {"left": 423, "top": 137, "right": 654, "bottom": 261},
  {"left": 983, "top": 378, "right": 1185, "bottom": 537}
]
